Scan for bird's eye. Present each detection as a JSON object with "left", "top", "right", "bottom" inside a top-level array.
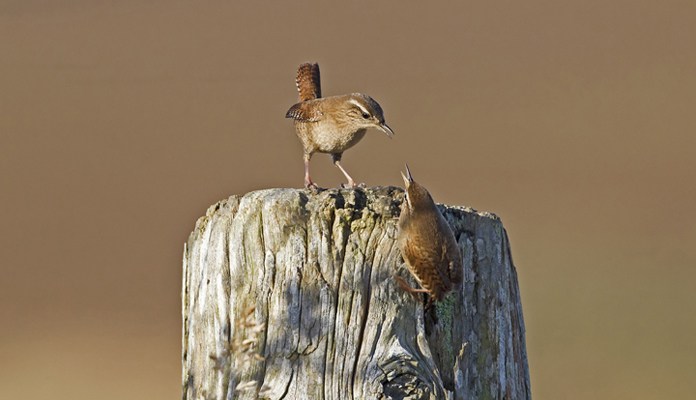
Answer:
[{"left": 361, "top": 112, "right": 370, "bottom": 119}]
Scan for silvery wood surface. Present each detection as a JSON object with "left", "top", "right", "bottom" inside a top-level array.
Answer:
[{"left": 182, "top": 187, "right": 530, "bottom": 400}]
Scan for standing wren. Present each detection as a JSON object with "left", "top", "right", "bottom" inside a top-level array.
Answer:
[
  {"left": 397, "top": 165, "right": 463, "bottom": 303},
  {"left": 285, "top": 63, "right": 394, "bottom": 189}
]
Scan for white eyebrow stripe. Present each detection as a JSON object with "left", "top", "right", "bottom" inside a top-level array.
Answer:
[{"left": 348, "top": 99, "right": 371, "bottom": 116}]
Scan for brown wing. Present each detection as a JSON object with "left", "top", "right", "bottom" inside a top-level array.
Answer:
[
  {"left": 295, "top": 63, "right": 321, "bottom": 102},
  {"left": 285, "top": 100, "right": 323, "bottom": 122},
  {"left": 401, "top": 233, "right": 452, "bottom": 300},
  {"left": 438, "top": 217, "right": 463, "bottom": 286}
]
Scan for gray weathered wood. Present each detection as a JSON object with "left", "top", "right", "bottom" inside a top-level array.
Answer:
[{"left": 182, "top": 187, "right": 530, "bottom": 399}]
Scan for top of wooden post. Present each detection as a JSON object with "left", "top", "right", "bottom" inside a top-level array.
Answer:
[{"left": 183, "top": 187, "right": 530, "bottom": 400}]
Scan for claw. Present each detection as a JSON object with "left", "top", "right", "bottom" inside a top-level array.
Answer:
[
  {"left": 341, "top": 181, "right": 366, "bottom": 189},
  {"left": 394, "top": 275, "right": 429, "bottom": 300},
  {"left": 306, "top": 184, "right": 323, "bottom": 193}
]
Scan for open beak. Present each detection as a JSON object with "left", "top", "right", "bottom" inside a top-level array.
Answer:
[
  {"left": 378, "top": 123, "right": 394, "bottom": 138},
  {"left": 400, "top": 163, "right": 414, "bottom": 187}
]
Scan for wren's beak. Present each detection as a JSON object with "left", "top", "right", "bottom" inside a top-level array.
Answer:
[
  {"left": 377, "top": 122, "right": 394, "bottom": 138},
  {"left": 400, "top": 163, "right": 414, "bottom": 187}
]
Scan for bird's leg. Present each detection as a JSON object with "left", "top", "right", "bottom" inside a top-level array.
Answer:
[
  {"left": 394, "top": 275, "right": 430, "bottom": 299},
  {"left": 304, "top": 153, "right": 318, "bottom": 189},
  {"left": 332, "top": 153, "right": 363, "bottom": 188},
  {"left": 396, "top": 275, "right": 436, "bottom": 309}
]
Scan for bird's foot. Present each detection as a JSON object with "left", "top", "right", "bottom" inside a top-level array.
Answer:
[
  {"left": 304, "top": 182, "right": 323, "bottom": 193},
  {"left": 341, "top": 181, "right": 366, "bottom": 189},
  {"left": 394, "top": 275, "right": 429, "bottom": 300}
]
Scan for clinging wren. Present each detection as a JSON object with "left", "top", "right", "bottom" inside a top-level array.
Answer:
[
  {"left": 397, "top": 165, "right": 463, "bottom": 303},
  {"left": 285, "top": 63, "right": 394, "bottom": 188}
]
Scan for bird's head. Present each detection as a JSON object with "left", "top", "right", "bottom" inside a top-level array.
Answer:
[
  {"left": 342, "top": 93, "right": 394, "bottom": 137},
  {"left": 401, "top": 164, "right": 435, "bottom": 212}
]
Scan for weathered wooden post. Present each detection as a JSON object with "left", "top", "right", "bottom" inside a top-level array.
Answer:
[{"left": 182, "top": 187, "right": 530, "bottom": 399}]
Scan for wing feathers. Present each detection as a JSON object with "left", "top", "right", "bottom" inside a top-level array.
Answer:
[
  {"left": 402, "top": 235, "right": 452, "bottom": 299},
  {"left": 285, "top": 101, "right": 323, "bottom": 122}
]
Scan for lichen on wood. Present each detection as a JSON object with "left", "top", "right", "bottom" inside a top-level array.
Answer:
[{"left": 182, "top": 187, "right": 530, "bottom": 399}]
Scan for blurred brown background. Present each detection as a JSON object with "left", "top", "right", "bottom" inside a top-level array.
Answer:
[{"left": 1, "top": 1, "right": 694, "bottom": 399}]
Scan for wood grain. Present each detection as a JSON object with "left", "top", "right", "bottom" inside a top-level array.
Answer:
[{"left": 182, "top": 187, "right": 530, "bottom": 399}]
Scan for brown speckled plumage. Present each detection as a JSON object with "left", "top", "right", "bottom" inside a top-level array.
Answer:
[
  {"left": 285, "top": 62, "right": 394, "bottom": 188},
  {"left": 397, "top": 165, "right": 463, "bottom": 302}
]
